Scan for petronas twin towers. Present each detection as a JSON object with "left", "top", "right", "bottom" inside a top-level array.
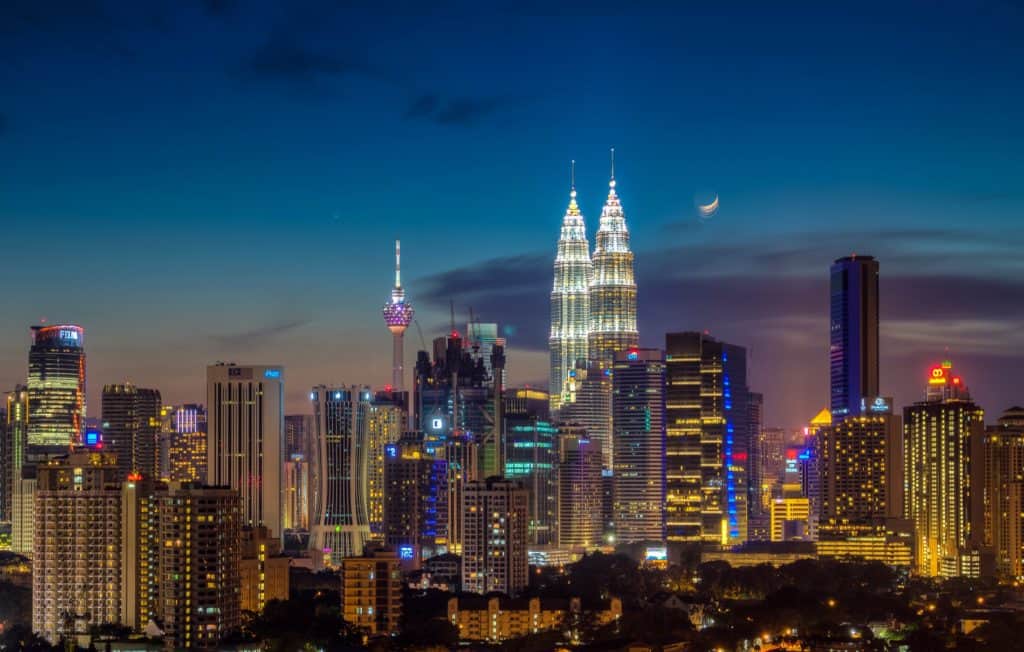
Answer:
[{"left": 549, "top": 151, "right": 638, "bottom": 416}]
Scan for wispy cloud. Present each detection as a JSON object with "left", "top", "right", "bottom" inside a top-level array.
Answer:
[{"left": 209, "top": 318, "right": 311, "bottom": 348}]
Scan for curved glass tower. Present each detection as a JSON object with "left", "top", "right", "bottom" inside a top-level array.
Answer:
[
  {"left": 588, "top": 150, "right": 638, "bottom": 365},
  {"left": 549, "top": 163, "right": 592, "bottom": 413}
]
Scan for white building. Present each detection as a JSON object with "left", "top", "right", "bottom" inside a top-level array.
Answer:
[{"left": 206, "top": 363, "right": 284, "bottom": 541}]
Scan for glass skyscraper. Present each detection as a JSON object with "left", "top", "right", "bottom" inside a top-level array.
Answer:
[
  {"left": 611, "top": 348, "right": 666, "bottom": 544},
  {"left": 27, "top": 324, "right": 86, "bottom": 446},
  {"left": 664, "top": 332, "right": 750, "bottom": 545},
  {"left": 830, "top": 256, "right": 879, "bottom": 417}
]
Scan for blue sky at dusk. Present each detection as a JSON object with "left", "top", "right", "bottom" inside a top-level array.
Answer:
[{"left": 2, "top": 0, "right": 1022, "bottom": 429}]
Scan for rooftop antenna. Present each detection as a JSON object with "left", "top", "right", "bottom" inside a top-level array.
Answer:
[
  {"left": 610, "top": 147, "right": 615, "bottom": 180},
  {"left": 570, "top": 159, "right": 575, "bottom": 190},
  {"left": 394, "top": 239, "right": 401, "bottom": 288}
]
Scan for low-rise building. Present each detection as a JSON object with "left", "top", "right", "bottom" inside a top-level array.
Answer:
[
  {"left": 240, "top": 526, "right": 290, "bottom": 613},
  {"left": 446, "top": 595, "right": 621, "bottom": 643},
  {"left": 341, "top": 547, "right": 402, "bottom": 636}
]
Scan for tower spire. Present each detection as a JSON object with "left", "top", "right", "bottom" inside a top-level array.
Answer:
[
  {"left": 571, "top": 159, "right": 576, "bottom": 192},
  {"left": 394, "top": 239, "right": 401, "bottom": 289},
  {"left": 608, "top": 147, "right": 617, "bottom": 196}
]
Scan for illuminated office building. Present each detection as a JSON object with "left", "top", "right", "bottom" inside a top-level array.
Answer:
[
  {"left": 382, "top": 240, "right": 415, "bottom": 392},
  {"left": 206, "top": 363, "right": 283, "bottom": 539},
  {"left": 557, "top": 434, "right": 602, "bottom": 550},
  {"left": 829, "top": 256, "right": 879, "bottom": 418},
  {"left": 817, "top": 400, "right": 903, "bottom": 538},
  {"left": 549, "top": 164, "right": 592, "bottom": 414},
  {"left": 309, "top": 385, "right": 372, "bottom": 566},
  {"left": 32, "top": 452, "right": 124, "bottom": 644},
  {"left": 503, "top": 415, "right": 558, "bottom": 546},
  {"left": 166, "top": 404, "right": 207, "bottom": 483},
  {"left": 462, "top": 477, "right": 528, "bottom": 596},
  {"left": 383, "top": 437, "right": 448, "bottom": 560},
  {"left": 770, "top": 497, "right": 811, "bottom": 542},
  {"left": 904, "top": 362, "right": 984, "bottom": 577},
  {"left": 27, "top": 324, "right": 86, "bottom": 446},
  {"left": 612, "top": 348, "right": 666, "bottom": 544},
  {"left": 102, "top": 383, "right": 162, "bottom": 478},
  {"left": 664, "top": 332, "right": 750, "bottom": 545},
  {"left": 983, "top": 406, "right": 1024, "bottom": 579},
  {"left": 367, "top": 390, "right": 408, "bottom": 538}
]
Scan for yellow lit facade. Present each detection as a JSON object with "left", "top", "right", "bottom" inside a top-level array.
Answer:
[
  {"left": 240, "top": 526, "right": 289, "bottom": 613},
  {"left": 341, "top": 548, "right": 402, "bottom": 635},
  {"left": 770, "top": 497, "right": 811, "bottom": 542},
  {"left": 982, "top": 407, "right": 1024, "bottom": 579},
  {"left": 447, "top": 595, "right": 621, "bottom": 643},
  {"left": 903, "top": 366, "right": 984, "bottom": 578}
]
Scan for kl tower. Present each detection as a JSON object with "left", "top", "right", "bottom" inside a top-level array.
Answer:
[{"left": 382, "top": 240, "right": 414, "bottom": 391}]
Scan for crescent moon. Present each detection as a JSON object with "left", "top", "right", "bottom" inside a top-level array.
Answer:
[{"left": 698, "top": 194, "right": 719, "bottom": 218}]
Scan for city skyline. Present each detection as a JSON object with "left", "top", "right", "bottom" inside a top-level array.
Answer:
[{"left": 2, "top": 3, "right": 1023, "bottom": 430}]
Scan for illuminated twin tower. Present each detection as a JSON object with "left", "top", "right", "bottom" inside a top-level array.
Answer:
[{"left": 549, "top": 149, "right": 638, "bottom": 415}]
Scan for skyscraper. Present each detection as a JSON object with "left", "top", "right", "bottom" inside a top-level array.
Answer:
[
  {"left": 588, "top": 150, "right": 638, "bottom": 367},
  {"left": 557, "top": 433, "right": 603, "bottom": 551},
  {"left": 284, "top": 414, "right": 314, "bottom": 459},
  {"left": 2, "top": 387, "right": 28, "bottom": 524},
  {"left": 503, "top": 412, "right": 559, "bottom": 546},
  {"left": 461, "top": 477, "right": 528, "bottom": 596},
  {"left": 154, "top": 483, "right": 241, "bottom": 649},
  {"left": 27, "top": 324, "right": 86, "bottom": 446},
  {"left": 587, "top": 151, "right": 638, "bottom": 475},
  {"left": 102, "top": 383, "right": 162, "bottom": 478},
  {"left": 383, "top": 437, "right": 449, "bottom": 560},
  {"left": 549, "top": 163, "right": 592, "bottom": 414},
  {"left": 904, "top": 361, "right": 985, "bottom": 577},
  {"left": 32, "top": 452, "right": 124, "bottom": 644},
  {"left": 309, "top": 385, "right": 372, "bottom": 566},
  {"left": 382, "top": 240, "right": 415, "bottom": 393},
  {"left": 366, "top": 390, "right": 408, "bottom": 538},
  {"left": 206, "top": 363, "right": 284, "bottom": 539},
  {"left": 612, "top": 348, "right": 666, "bottom": 544},
  {"left": 467, "top": 322, "right": 507, "bottom": 388},
  {"left": 664, "top": 332, "right": 750, "bottom": 545},
  {"left": 817, "top": 402, "right": 902, "bottom": 537},
  {"left": 166, "top": 404, "right": 207, "bottom": 483},
  {"left": 983, "top": 407, "right": 1024, "bottom": 579},
  {"left": 829, "top": 256, "right": 880, "bottom": 417}
]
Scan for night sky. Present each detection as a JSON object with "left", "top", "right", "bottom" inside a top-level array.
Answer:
[{"left": 2, "top": 1, "right": 1022, "bottom": 430}]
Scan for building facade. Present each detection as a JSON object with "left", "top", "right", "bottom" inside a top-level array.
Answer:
[
  {"left": 503, "top": 415, "right": 558, "bottom": 546},
  {"left": 904, "top": 362, "right": 985, "bottom": 577},
  {"left": 664, "top": 332, "right": 750, "bottom": 545},
  {"left": 612, "top": 348, "right": 666, "bottom": 544},
  {"left": 549, "top": 170, "right": 592, "bottom": 414},
  {"left": 341, "top": 547, "right": 402, "bottom": 636},
  {"left": 32, "top": 452, "right": 124, "bottom": 643},
  {"left": 383, "top": 437, "right": 449, "bottom": 561},
  {"left": 165, "top": 404, "right": 207, "bottom": 483},
  {"left": 309, "top": 385, "right": 372, "bottom": 565},
  {"left": 27, "top": 324, "right": 86, "bottom": 446},
  {"left": 462, "top": 477, "right": 528, "bottom": 596},
  {"left": 367, "top": 390, "right": 408, "bottom": 538},
  {"left": 102, "top": 383, "right": 162, "bottom": 478},
  {"left": 829, "top": 256, "right": 880, "bottom": 418},
  {"left": 240, "top": 526, "right": 289, "bottom": 614},
  {"left": 983, "top": 406, "right": 1024, "bottom": 579},
  {"left": 557, "top": 434, "right": 603, "bottom": 550},
  {"left": 206, "top": 363, "right": 284, "bottom": 539}
]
